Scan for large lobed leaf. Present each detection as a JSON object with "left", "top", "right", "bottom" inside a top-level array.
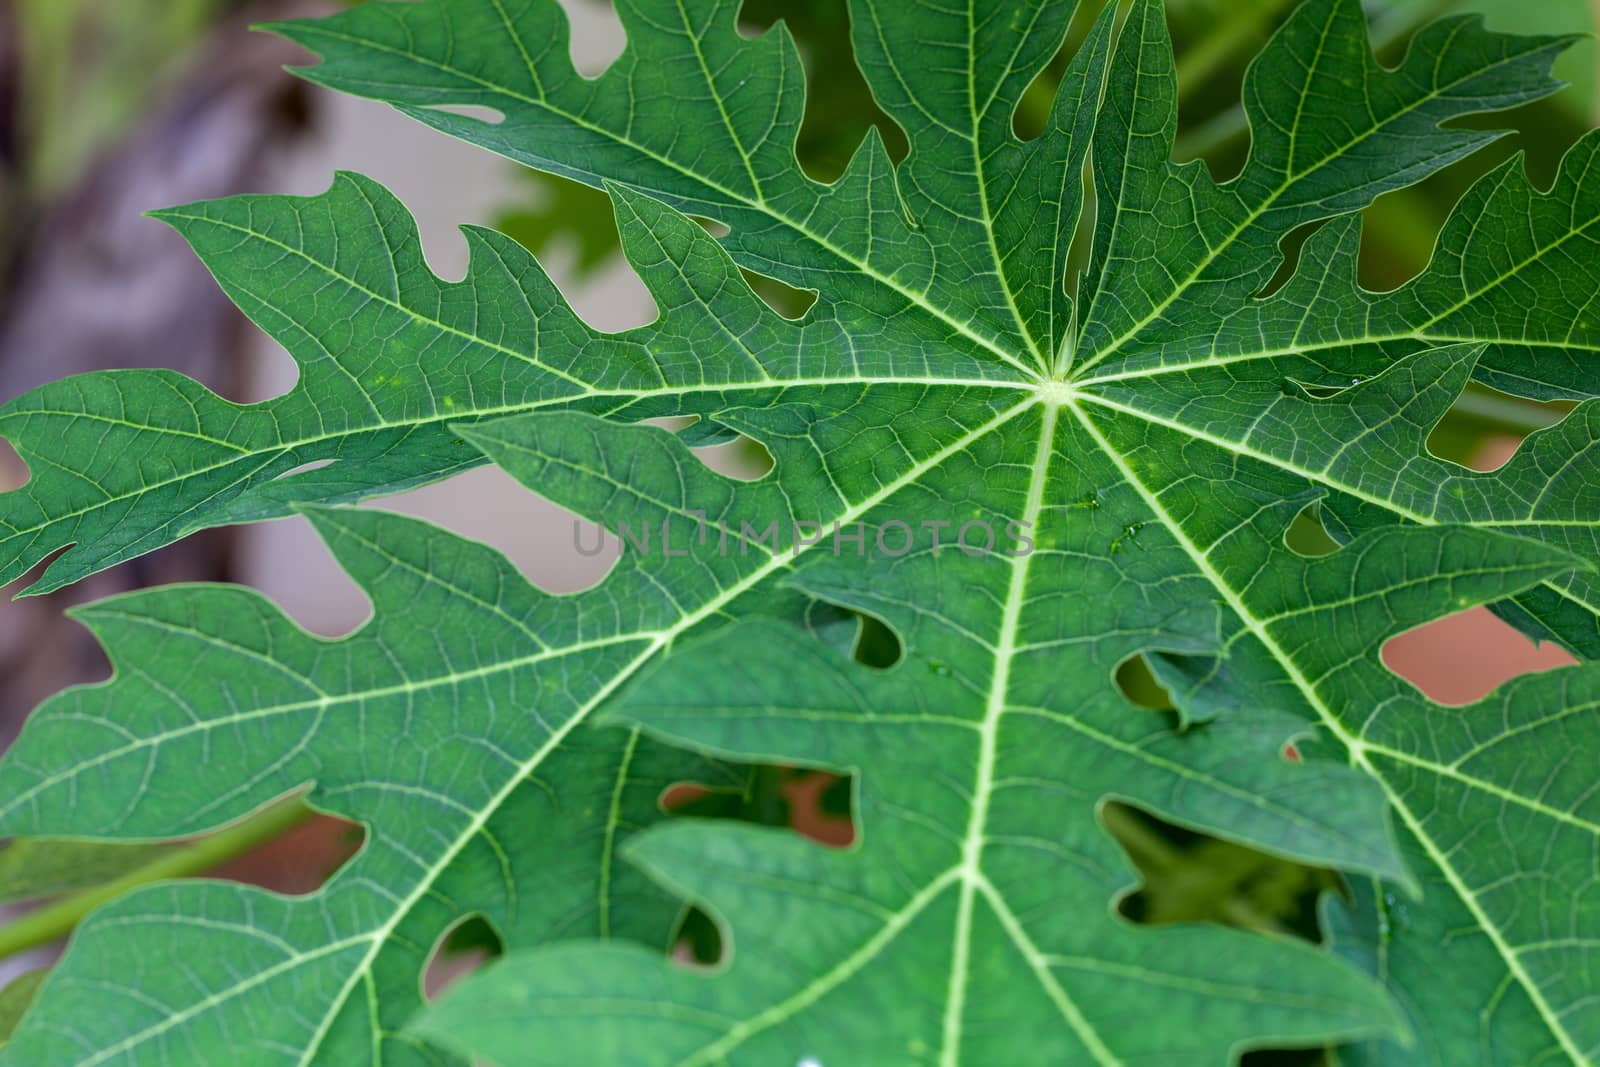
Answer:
[{"left": 0, "top": 0, "right": 1595, "bottom": 1064}]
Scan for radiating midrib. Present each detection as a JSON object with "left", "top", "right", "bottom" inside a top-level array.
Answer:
[
  {"left": 0, "top": 373, "right": 1031, "bottom": 590},
  {"left": 281, "top": 23, "right": 1043, "bottom": 381},
  {"left": 1073, "top": 330, "right": 1600, "bottom": 388},
  {"left": 671, "top": 398, "right": 1125, "bottom": 1067},
  {"left": 177, "top": 397, "right": 1035, "bottom": 1067},
  {"left": 1069, "top": 17, "right": 1567, "bottom": 380},
  {"left": 940, "top": 398, "right": 1120, "bottom": 1067},
  {"left": 1071, "top": 175, "right": 1600, "bottom": 389},
  {"left": 1065, "top": 398, "right": 1591, "bottom": 1067},
  {"left": 3, "top": 398, "right": 1031, "bottom": 1064},
  {"left": 1074, "top": 389, "right": 1600, "bottom": 630}
]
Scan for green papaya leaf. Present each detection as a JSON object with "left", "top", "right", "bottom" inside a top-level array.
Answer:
[{"left": 0, "top": 0, "right": 1596, "bottom": 1064}]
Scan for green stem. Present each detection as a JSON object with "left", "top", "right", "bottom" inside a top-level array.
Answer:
[
  {"left": 1173, "top": 105, "right": 1249, "bottom": 163},
  {"left": 1101, "top": 803, "right": 1184, "bottom": 875},
  {"left": 1102, "top": 806, "right": 1297, "bottom": 938},
  {"left": 0, "top": 795, "right": 314, "bottom": 960},
  {"left": 749, "top": 764, "right": 789, "bottom": 828},
  {"left": 1175, "top": 0, "right": 1457, "bottom": 163},
  {"left": 1175, "top": 0, "right": 1296, "bottom": 104}
]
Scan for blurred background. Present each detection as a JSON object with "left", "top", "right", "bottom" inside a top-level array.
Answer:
[{"left": 0, "top": 0, "right": 1592, "bottom": 1057}]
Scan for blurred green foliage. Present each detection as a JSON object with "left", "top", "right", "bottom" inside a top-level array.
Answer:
[{"left": 9, "top": 0, "right": 228, "bottom": 199}]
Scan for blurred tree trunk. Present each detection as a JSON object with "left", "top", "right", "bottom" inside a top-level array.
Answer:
[{"left": 0, "top": 1, "right": 322, "bottom": 738}]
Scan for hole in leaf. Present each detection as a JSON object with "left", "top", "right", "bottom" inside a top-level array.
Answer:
[
  {"left": 672, "top": 905, "right": 725, "bottom": 968},
  {"left": 1253, "top": 218, "right": 1323, "bottom": 300},
  {"left": 799, "top": 600, "right": 879, "bottom": 661},
  {"left": 1357, "top": 191, "right": 1446, "bottom": 294},
  {"left": 795, "top": 600, "right": 904, "bottom": 669},
  {"left": 1293, "top": 380, "right": 1350, "bottom": 399},
  {"left": 786, "top": 770, "right": 855, "bottom": 847},
  {"left": 423, "top": 913, "right": 504, "bottom": 1001},
  {"left": 1283, "top": 499, "right": 1339, "bottom": 558},
  {"left": 1382, "top": 606, "right": 1577, "bottom": 707},
  {"left": 1114, "top": 653, "right": 1174, "bottom": 711},
  {"left": 851, "top": 611, "right": 902, "bottom": 670},
  {"left": 693, "top": 216, "right": 731, "bottom": 238},
  {"left": 271, "top": 458, "right": 334, "bottom": 483},
  {"left": 668, "top": 415, "right": 734, "bottom": 449},
  {"left": 1117, "top": 648, "right": 1239, "bottom": 727},
  {"left": 671, "top": 765, "right": 860, "bottom": 967},
  {"left": 689, "top": 430, "right": 775, "bottom": 482},
  {"left": 1239, "top": 1049, "right": 1329, "bottom": 1067},
  {"left": 0, "top": 437, "right": 26, "bottom": 492},
  {"left": 1105, "top": 803, "right": 1335, "bottom": 942},
  {"left": 659, "top": 781, "right": 707, "bottom": 812},
  {"left": 420, "top": 103, "right": 505, "bottom": 125},
  {"left": 1355, "top": 108, "right": 1551, "bottom": 294},
  {"left": 663, "top": 766, "right": 855, "bottom": 849},
  {"left": 741, "top": 268, "right": 818, "bottom": 320}
]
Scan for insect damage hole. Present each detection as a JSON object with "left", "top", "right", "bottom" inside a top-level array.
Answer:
[
  {"left": 664, "top": 767, "right": 855, "bottom": 852},
  {"left": 741, "top": 268, "right": 819, "bottom": 320},
  {"left": 419, "top": 103, "right": 505, "bottom": 125},
  {"left": 850, "top": 611, "right": 902, "bottom": 670},
  {"left": 1283, "top": 498, "right": 1339, "bottom": 557},
  {"left": 1104, "top": 802, "right": 1334, "bottom": 941},
  {"left": 270, "top": 458, "right": 334, "bottom": 483},
  {"left": 795, "top": 601, "right": 902, "bottom": 669},
  {"left": 1114, "top": 652, "right": 1175, "bottom": 711},
  {"left": 423, "top": 914, "right": 504, "bottom": 1000},
  {"left": 659, "top": 764, "right": 856, "bottom": 968},
  {"left": 663, "top": 765, "right": 857, "bottom": 969},
  {"left": 685, "top": 425, "right": 775, "bottom": 482}
]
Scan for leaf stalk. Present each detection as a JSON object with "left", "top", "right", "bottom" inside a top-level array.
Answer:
[{"left": 0, "top": 794, "right": 314, "bottom": 961}]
